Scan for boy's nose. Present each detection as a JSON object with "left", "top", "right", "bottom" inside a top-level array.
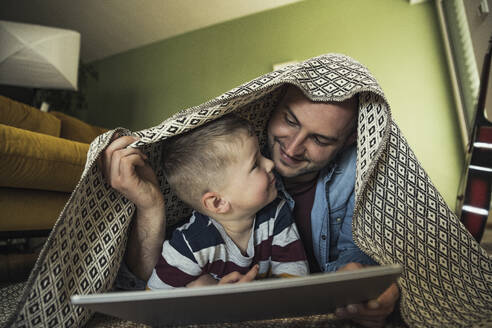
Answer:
[{"left": 264, "top": 157, "right": 275, "bottom": 172}]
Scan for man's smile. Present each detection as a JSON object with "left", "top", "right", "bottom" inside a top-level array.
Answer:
[{"left": 275, "top": 138, "right": 307, "bottom": 167}]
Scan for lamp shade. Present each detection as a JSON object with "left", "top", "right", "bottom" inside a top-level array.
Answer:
[{"left": 0, "top": 20, "right": 80, "bottom": 90}]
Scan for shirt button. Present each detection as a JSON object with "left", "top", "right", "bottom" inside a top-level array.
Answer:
[
  {"left": 321, "top": 235, "right": 327, "bottom": 240},
  {"left": 336, "top": 217, "right": 342, "bottom": 222}
]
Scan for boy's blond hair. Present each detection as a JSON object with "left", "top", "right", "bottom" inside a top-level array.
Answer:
[{"left": 162, "top": 114, "right": 255, "bottom": 211}]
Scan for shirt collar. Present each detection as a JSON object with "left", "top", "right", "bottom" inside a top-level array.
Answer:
[{"left": 274, "top": 162, "right": 338, "bottom": 201}]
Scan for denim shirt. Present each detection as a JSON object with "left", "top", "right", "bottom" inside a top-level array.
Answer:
[{"left": 276, "top": 145, "right": 377, "bottom": 272}]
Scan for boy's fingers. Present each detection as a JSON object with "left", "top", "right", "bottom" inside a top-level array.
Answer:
[
  {"left": 187, "top": 274, "right": 217, "bottom": 287},
  {"left": 240, "top": 264, "right": 259, "bottom": 283},
  {"left": 217, "top": 265, "right": 259, "bottom": 285},
  {"left": 218, "top": 272, "right": 241, "bottom": 284}
]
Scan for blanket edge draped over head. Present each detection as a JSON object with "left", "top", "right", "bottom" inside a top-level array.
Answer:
[{"left": 4, "top": 53, "right": 491, "bottom": 328}]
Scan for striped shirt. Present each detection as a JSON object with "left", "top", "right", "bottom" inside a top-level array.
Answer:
[{"left": 147, "top": 198, "right": 308, "bottom": 289}]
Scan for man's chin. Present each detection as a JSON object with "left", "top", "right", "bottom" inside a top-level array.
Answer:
[
  {"left": 276, "top": 161, "right": 322, "bottom": 181},
  {"left": 275, "top": 162, "right": 305, "bottom": 179}
]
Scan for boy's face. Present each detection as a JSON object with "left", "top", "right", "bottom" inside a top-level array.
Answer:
[{"left": 220, "top": 132, "right": 277, "bottom": 216}]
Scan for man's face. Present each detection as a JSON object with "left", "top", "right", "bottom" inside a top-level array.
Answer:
[{"left": 267, "top": 87, "right": 357, "bottom": 182}]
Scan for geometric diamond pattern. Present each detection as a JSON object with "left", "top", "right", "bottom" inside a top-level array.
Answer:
[
  {"left": 5, "top": 53, "right": 491, "bottom": 328},
  {"left": 354, "top": 122, "right": 492, "bottom": 328}
]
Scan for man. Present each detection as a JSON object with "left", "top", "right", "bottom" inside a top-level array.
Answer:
[
  {"left": 103, "top": 86, "right": 400, "bottom": 328},
  {"left": 265, "top": 86, "right": 399, "bottom": 327}
]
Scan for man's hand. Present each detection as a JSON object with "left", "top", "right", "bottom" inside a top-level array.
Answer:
[
  {"left": 101, "top": 135, "right": 166, "bottom": 281},
  {"left": 102, "top": 135, "right": 163, "bottom": 211},
  {"left": 186, "top": 265, "right": 259, "bottom": 288},
  {"left": 334, "top": 262, "right": 400, "bottom": 328}
]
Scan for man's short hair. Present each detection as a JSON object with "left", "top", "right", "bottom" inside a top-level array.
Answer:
[{"left": 162, "top": 114, "right": 255, "bottom": 210}]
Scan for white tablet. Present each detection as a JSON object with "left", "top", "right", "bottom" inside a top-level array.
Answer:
[{"left": 71, "top": 264, "right": 401, "bottom": 327}]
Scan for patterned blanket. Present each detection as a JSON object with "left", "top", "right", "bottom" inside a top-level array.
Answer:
[{"left": 3, "top": 54, "right": 491, "bottom": 328}]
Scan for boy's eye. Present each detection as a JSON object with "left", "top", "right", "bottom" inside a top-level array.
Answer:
[{"left": 251, "top": 161, "right": 258, "bottom": 171}]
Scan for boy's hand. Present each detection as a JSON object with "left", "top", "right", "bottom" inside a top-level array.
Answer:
[
  {"left": 187, "top": 265, "right": 259, "bottom": 287},
  {"left": 218, "top": 265, "right": 259, "bottom": 284},
  {"left": 101, "top": 135, "right": 164, "bottom": 212},
  {"left": 186, "top": 274, "right": 218, "bottom": 287},
  {"left": 334, "top": 262, "right": 400, "bottom": 328}
]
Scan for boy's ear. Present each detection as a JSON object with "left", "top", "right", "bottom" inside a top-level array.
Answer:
[{"left": 201, "top": 192, "right": 230, "bottom": 214}]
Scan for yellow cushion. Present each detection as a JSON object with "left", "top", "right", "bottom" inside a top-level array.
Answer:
[
  {"left": 0, "top": 187, "right": 69, "bottom": 231},
  {"left": 50, "top": 111, "right": 108, "bottom": 144},
  {"left": 0, "top": 124, "right": 89, "bottom": 192},
  {"left": 0, "top": 95, "right": 61, "bottom": 137}
]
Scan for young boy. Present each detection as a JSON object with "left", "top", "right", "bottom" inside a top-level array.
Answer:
[{"left": 147, "top": 114, "right": 308, "bottom": 289}]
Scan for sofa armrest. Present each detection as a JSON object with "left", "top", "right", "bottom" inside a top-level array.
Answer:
[
  {"left": 0, "top": 124, "right": 89, "bottom": 193},
  {"left": 0, "top": 187, "right": 70, "bottom": 233},
  {"left": 0, "top": 95, "right": 61, "bottom": 137},
  {"left": 50, "top": 111, "right": 108, "bottom": 144}
]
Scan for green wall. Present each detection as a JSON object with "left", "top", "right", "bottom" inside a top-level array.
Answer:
[{"left": 86, "top": 0, "right": 463, "bottom": 208}]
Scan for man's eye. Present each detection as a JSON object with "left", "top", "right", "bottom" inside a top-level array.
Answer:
[
  {"left": 313, "top": 137, "right": 330, "bottom": 146},
  {"left": 251, "top": 162, "right": 258, "bottom": 171},
  {"left": 285, "top": 115, "right": 297, "bottom": 126}
]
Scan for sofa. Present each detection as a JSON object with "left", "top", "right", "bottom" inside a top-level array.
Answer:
[{"left": 0, "top": 95, "right": 108, "bottom": 237}]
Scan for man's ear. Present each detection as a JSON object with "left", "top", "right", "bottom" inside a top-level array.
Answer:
[{"left": 201, "top": 192, "right": 230, "bottom": 214}]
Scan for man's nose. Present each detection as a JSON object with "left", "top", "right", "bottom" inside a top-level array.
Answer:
[{"left": 284, "top": 132, "right": 305, "bottom": 157}]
